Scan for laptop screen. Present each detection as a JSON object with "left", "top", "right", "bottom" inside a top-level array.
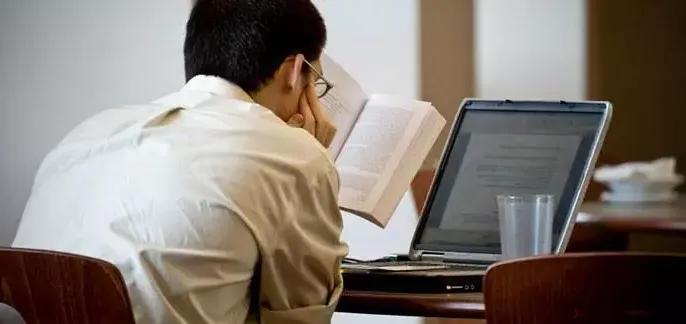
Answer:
[{"left": 414, "top": 101, "right": 606, "bottom": 255}]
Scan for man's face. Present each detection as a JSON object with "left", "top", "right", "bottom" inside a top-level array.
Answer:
[
  {"left": 253, "top": 54, "right": 328, "bottom": 124},
  {"left": 281, "top": 59, "right": 322, "bottom": 120}
]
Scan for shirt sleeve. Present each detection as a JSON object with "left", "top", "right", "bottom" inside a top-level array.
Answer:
[{"left": 258, "top": 159, "right": 348, "bottom": 324}]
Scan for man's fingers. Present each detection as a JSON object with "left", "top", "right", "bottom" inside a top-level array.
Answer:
[
  {"left": 299, "top": 93, "right": 316, "bottom": 134},
  {"left": 306, "top": 84, "right": 325, "bottom": 120},
  {"left": 324, "top": 126, "right": 337, "bottom": 148},
  {"left": 305, "top": 84, "right": 330, "bottom": 141},
  {"left": 298, "top": 84, "right": 336, "bottom": 148}
]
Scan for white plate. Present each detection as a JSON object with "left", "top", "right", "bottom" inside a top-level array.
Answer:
[
  {"left": 600, "top": 190, "right": 678, "bottom": 203},
  {"left": 597, "top": 177, "right": 683, "bottom": 195}
]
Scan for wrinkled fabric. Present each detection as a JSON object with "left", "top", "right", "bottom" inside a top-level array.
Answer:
[{"left": 12, "top": 75, "right": 348, "bottom": 324}]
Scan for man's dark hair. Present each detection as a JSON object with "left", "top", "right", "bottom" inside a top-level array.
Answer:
[{"left": 184, "top": 0, "right": 327, "bottom": 93}]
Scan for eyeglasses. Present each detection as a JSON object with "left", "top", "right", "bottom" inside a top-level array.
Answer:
[{"left": 303, "top": 59, "right": 334, "bottom": 98}]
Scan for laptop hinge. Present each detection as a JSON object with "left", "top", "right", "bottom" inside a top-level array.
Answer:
[
  {"left": 420, "top": 252, "right": 490, "bottom": 263},
  {"left": 419, "top": 253, "right": 446, "bottom": 262}
]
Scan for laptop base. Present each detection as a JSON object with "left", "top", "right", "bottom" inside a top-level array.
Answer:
[{"left": 342, "top": 268, "right": 484, "bottom": 294}]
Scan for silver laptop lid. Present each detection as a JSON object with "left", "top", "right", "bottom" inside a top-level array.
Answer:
[{"left": 409, "top": 99, "right": 612, "bottom": 263}]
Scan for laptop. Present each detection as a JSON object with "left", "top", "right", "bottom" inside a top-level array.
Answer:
[{"left": 342, "top": 99, "right": 613, "bottom": 293}]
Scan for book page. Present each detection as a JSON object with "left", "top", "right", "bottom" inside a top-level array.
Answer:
[
  {"left": 336, "top": 94, "right": 432, "bottom": 217},
  {"left": 371, "top": 104, "right": 446, "bottom": 226},
  {"left": 319, "top": 53, "right": 368, "bottom": 158}
]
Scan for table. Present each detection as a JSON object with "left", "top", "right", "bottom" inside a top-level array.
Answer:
[
  {"left": 337, "top": 291, "right": 484, "bottom": 319},
  {"left": 569, "top": 197, "right": 686, "bottom": 252},
  {"left": 339, "top": 198, "right": 686, "bottom": 319},
  {"left": 578, "top": 197, "right": 686, "bottom": 231}
]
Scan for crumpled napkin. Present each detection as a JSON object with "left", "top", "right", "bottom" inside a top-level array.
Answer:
[{"left": 594, "top": 157, "right": 681, "bottom": 182}]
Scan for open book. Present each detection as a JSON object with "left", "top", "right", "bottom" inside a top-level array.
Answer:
[{"left": 320, "top": 54, "right": 446, "bottom": 228}]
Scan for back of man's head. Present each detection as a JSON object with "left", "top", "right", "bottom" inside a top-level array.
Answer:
[{"left": 184, "top": 0, "right": 327, "bottom": 94}]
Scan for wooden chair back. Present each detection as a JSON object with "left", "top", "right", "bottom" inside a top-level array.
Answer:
[
  {"left": 0, "top": 248, "right": 135, "bottom": 324},
  {"left": 484, "top": 252, "right": 686, "bottom": 324}
]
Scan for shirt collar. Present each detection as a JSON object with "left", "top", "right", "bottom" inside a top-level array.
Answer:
[{"left": 182, "top": 75, "right": 256, "bottom": 103}]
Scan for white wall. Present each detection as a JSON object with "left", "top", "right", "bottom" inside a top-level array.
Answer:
[
  {"left": 312, "top": 1, "right": 422, "bottom": 323},
  {"left": 0, "top": 0, "right": 190, "bottom": 245},
  {"left": 315, "top": 0, "right": 420, "bottom": 99},
  {"left": 475, "top": 0, "right": 586, "bottom": 99}
]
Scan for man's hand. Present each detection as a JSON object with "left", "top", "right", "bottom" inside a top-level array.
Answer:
[
  {"left": 286, "top": 113, "right": 305, "bottom": 127},
  {"left": 297, "top": 84, "right": 337, "bottom": 148}
]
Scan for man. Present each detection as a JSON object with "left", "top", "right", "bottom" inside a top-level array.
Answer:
[{"left": 12, "top": 0, "right": 348, "bottom": 323}]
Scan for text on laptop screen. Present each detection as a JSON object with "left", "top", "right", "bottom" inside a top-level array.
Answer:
[{"left": 416, "top": 106, "right": 603, "bottom": 255}]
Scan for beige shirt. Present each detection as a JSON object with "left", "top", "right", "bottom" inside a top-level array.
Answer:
[{"left": 12, "top": 75, "right": 349, "bottom": 324}]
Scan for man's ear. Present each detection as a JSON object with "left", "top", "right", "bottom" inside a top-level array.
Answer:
[{"left": 287, "top": 54, "right": 306, "bottom": 90}]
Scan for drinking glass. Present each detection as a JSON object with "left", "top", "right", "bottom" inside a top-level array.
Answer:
[{"left": 497, "top": 194, "right": 554, "bottom": 260}]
